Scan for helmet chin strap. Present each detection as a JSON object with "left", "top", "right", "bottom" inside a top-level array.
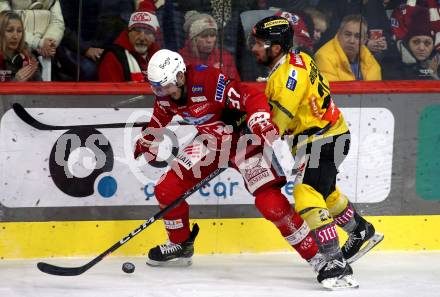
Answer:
[{"left": 263, "top": 46, "right": 275, "bottom": 67}]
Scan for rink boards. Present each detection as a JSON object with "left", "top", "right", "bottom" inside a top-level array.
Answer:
[{"left": 0, "top": 81, "right": 439, "bottom": 258}]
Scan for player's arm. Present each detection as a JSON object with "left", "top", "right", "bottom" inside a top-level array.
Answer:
[
  {"left": 134, "top": 99, "right": 174, "bottom": 159},
  {"left": 223, "top": 79, "right": 279, "bottom": 142}
]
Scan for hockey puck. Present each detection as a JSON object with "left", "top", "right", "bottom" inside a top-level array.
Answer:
[{"left": 122, "top": 262, "right": 135, "bottom": 274}]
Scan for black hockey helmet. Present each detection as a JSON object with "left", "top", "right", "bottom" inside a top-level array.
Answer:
[{"left": 251, "top": 15, "right": 293, "bottom": 52}]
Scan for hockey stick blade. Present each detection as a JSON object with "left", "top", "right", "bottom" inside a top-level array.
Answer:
[
  {"left": 12, "top": 103, "right": 148, "bottom": 130},
  {"left": 37, "top": 262, "right": 89, "bottom": 276},
  {"left": 37, "top": 167, "right": 227, "bottom": 276}
]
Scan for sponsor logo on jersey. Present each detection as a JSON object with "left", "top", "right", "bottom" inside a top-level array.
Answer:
[
  {"left": 192, "top": 85, "right": 204, "bottom": 94},
  {"left": 286, "top": 69, "right": 298, "bottom": 91},
  {"left": 215, "top": 74, "right": 227, "bottom": 102},
  {"left": 158, "top": 100, "right": 170, "bottom": 107},
  {"left": 195, "top": 64, "right": 208, "bottom": 71},
  {"left": 176, "top": 141, "right": 209, "bottom": 170},
  {"left": 289, "top": 53, "right": 307, "bottom": 69},
  {"left": 182, "top": 113, "right": 215, "bottom": 125},
  {"left": 309, "top": 60, "right": 318, "bottom": 84},
  {"left": 191, "top": 96, "right": 208, "bottom": 102},
  {"left": 190, "top": 102, "right": 211, "bottom": 116}
]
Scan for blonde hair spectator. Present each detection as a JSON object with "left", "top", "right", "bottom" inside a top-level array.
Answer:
[{"left": 0, "top": 10, "right": 41, "bottom": 82}]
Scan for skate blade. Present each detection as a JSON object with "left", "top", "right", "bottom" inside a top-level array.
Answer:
[
  {"left": 146, "top": 257, "right": 192, "bottom": 267},
  {"left": 347, "top": 232, "right": 384, "bottom": 264},
  {"left": 321, "top": 275, "right": 359, "bottom": 290}
]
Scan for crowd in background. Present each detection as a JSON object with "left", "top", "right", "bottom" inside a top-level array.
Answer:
[{"left": 0, "top": 0, "right": 438, "bottom": 82}]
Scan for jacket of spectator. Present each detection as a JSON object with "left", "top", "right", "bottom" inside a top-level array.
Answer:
[
  {"left": 0, "top": 0, "right": 65, "bottom": 50},
  {"left": 179, "top": 10, "right": 240, "bottom": 80},
  {"left": 179, "top": 40, "right": 240, "bottom": 81},
  {"left": 98, "top": 29, "right": 160, "bottom": 82},
  {"left": 314, "top": 36, "right": 382, "bottom": 81}
]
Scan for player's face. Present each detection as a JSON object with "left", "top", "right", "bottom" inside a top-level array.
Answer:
[
  {"left": 251, "top": 37, "right": 270, "bottom": 65},
  {"left": 150, "top": 82, "right": 180, "bottom": 98},
  {"left": 408, "top": 36, "right": 433, "bottom": 61}
]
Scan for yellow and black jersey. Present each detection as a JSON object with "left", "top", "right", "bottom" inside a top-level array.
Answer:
[{"left": 265, "top": 50, "right": 349, "bottom": 147}]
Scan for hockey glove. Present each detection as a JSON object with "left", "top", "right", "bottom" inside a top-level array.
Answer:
[
  {"left": 247, "top": 111, "right": 279, "bottom": 145},
  {"left": 134, "top": 127, "right": 163, "bottom": 160}
]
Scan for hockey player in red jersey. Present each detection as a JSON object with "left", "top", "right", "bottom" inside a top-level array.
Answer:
[{"left": 134, "top": 49, "right": 326, "bottom": 277}]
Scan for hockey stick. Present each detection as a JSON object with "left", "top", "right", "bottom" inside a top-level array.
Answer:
[
  {"left": 12, "top": 103, "right": 149, "bottom": 130},
  {"left": 37, "top": 166, "right": 226, "bottom": 276}
]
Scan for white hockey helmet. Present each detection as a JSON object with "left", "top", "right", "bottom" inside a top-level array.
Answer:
[{"left": 147, "top": 49, "right": 186, "bottom": 96}]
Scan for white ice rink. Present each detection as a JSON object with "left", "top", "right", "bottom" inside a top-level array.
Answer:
[{"left": 1, "top": 252, "right": 439, "bottom": 297}]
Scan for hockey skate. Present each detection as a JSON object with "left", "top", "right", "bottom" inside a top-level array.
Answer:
[
  {"left": 307, "top": 252, "right": 326, "bottom": 273},
  {"left": 147, "top": 224, "right": 199, "bottom": 267},
  {"left": 342, "top": 217, "right": 384, "bottom": 264},
  {"left": 317, "top": 256, "right": 359, "bottom": 290}
]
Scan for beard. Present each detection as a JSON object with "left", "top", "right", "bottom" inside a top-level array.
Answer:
[{"left": 134, "top": 44, "right": 148, "bottom": 54}]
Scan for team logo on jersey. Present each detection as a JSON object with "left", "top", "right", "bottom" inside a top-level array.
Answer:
[
  {"left": 215, "top": 74, "right": 227, "bottom": 102},
  {"left": 192, "top": 85, "right": 204, "bottom": 93},
  {"left": 390, "top": 18, "right": 398, "bottom": 28},
  {"left": 191, "top": 96, "right": 207, "bottom": 102}
]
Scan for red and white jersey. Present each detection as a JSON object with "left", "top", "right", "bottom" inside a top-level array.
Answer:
[{"left": 146, "top": 64, "right": 269, "bottom": 134}]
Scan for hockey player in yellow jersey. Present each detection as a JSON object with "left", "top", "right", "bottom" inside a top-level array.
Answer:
[{"left": 249, "top": 15, "right": 383, "bottom": 289}]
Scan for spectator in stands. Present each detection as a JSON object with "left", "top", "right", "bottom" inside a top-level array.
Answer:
[
  {"left": 98, "top": 11, "right": 160, "bottom": 82},
  {"left": 314, "top": 14, "right": 382, "bottom": 81},
  {"left": 303, "top": 7, "right": 328, "bottom": 51},
  {"left": 0, "top": 11, "right": 40, "bottom": 81},
  {"left": 179, "top": 11, "right": 241, "bottom": 81},
  {"left": 0, "top": 0, "right": 65, "bottom": 81},
  {"left": 390, "top": 7, "right": 439, "bottom": 79},
  {"left": 390, "top": 0, "right": 440, "bottom": 53},
  {"left": 57, "top": 0, "right": 135, "bottom": 81},
  {"left": 276, "top": 10, "right": 315, "bottom": 54},
  {"left": 316, "top": 0, "right": 396, "bottom": 63}
]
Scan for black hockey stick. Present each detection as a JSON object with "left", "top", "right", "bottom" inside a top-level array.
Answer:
[
  {"left": 12, "top": 103, "right": 149, "bottom": 130},
  {"left": 37, "top": 166, "right": 227, "bottom": 276}
]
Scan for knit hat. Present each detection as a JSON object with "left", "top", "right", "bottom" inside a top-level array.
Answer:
[
  {"left": 128, "top": 11, "right": 159, "bottom": 32},
  {"left": 183, "top": 11, "right": 218, "bottom": 40},
  {"left": 404, "top": 6, "right": 434, "bottom": 43}
]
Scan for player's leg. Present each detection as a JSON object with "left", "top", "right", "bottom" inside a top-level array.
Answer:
[
  {"left": 147, "top": 168, "right": 202, "bottom": 267},
  {"left": 147, "top": 139, "right": 221, "bottom": 266},
  {"left": 294, "top": 150, "right": 357, "bottom": 289},
  {"left": 326, "top": 188, "right": 384, "bottom": 263},
  {"left": 325, "top": 133, "right": 384, "bottom": 263},
  {"left": 234, "top": 144, "right": 324, "bottom": 273},
  {"left": 254, "top": 187, "right": 325, "bottom": 271}
]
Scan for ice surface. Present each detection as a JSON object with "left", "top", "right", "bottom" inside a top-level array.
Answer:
[{"left": 0, "top": 252, "right": 439, "bottom": 297}]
